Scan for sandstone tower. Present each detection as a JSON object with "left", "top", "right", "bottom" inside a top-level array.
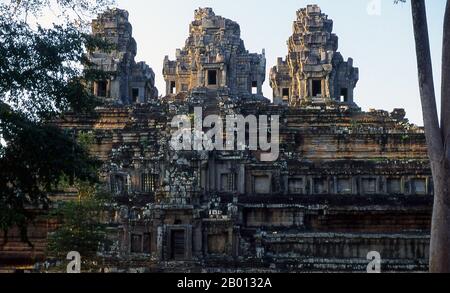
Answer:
[
  {"left": 163, "top": 8, "right": 266, "bottom": 98},
  {"left": 88, "top": 8, "right": 158, "bottom": 105},
  {"left": 270, "top": 5, "right": 359, "bottom": 106}
]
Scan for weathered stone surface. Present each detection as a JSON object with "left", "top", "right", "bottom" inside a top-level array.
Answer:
[
  {"left": 163, "top": 8, "right": 266, "bottom": 99},
  {"left": 270, "top": 5, "right": 359, "bottom": 106},
  {"left": 0, "top": 6, "right": 433, "bottom": 273},
  {"left": 88, "top": 8, "right": 158, "bottom": 105}
]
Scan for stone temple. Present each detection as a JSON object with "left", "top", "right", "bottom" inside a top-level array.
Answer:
[
  {"left": 0, "top": 6, "right": 433, "bottom": 272},
  {"left": 163, "top": 8, "right": 266, "bottom": 98},
  {"left": 88, "top": 9, "right": 158, "bottom": 105},
  {"left": 270, "top": 5, "right": 359, "bottom": 106}
]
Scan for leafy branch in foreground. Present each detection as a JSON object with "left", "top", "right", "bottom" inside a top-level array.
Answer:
[
  {"left": 46, "top": 184, "right": 112, "bottom": 260},
  {"left": 0, "top": 0, "right": 115, "bottom": 244}
]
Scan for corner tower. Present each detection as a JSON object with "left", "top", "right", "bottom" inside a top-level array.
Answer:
[
  {"left": 270, "top": 5, "right": 359, "bottom": 106},
  {"left": 88, "top": 8, "right": 158, "bottom": 105}
]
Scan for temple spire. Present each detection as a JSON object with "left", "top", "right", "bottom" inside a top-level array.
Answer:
[{"left": 270, "top": 5, "right": 359, "bottom": 107}]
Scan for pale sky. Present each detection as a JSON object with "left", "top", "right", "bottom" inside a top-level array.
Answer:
[{"left": 112, "top": 0, "right": 445, "bottom": 126}]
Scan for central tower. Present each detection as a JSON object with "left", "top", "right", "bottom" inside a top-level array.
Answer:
[{"left": 163, "top": 8, "right": 266, "bottom": 98}]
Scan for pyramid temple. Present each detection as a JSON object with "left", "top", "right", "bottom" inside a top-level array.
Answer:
[{"left": 0, "top": 5, "right": 432, "bottom": 272}]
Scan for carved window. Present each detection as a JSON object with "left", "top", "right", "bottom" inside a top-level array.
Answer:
[
  {"left": 170, "top": 230, "right": 185, "bottom": 260},
  {"left": 282, "top": 88, "right": 290, "bottom": 98},
  {"left": 131, "top": 234, "right": 142, "bottom": 253},
  {"left": 132, "top": 88, "right": 140, "bottom": 103},
  {"left": 312, "top": 80, "right": 322, "bottom": 97},
  {"left": 220, "top": 173, "right": 236, "bottom": 192},
  {"left": 110, "top": 174, "right": 127, "bottom": 195},
  {"left": 252, "top": 81, "right": 258, "bottom": 94},
  {"left": 313, "top": 178, "right": 327, "bottom": 194},
  {"left": 288, "top": 178, "right": 304, "bottom": 194},
  {"left": 412, "top": 178, "right": 427, "bottom": 195},
  {"left": 340, "top": 88, "right": 348, "bottom": 102},
  {"left": 387, "top": 178, "right": 402, "bottom": 194},
  {"left": 141, "top": 173, "right": 159, "bottom": 193},
  {"left": 170, "top": 81, "right": 176, "bottom": 94},
  {"left": 337, "top": 178, "right": 352, "bottom": 194},
  {"left": 207, "top": 70, "right": 217, "bottom": 85},
  {"left": 361, "top": 178, "right": 377, "bottom": 194},
  {"left": 97, "top": 80, "right": 107, "bottom": 97}
]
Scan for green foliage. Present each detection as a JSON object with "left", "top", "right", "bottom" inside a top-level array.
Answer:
[
  {"left": 0, "top": 0, "right": 115, "bottom": 239},
  {"left": 47, "top": 184, "right": 112, "bottom": 258},
  {"left": 77, "top": 131, "right": 96, "bottom": 149},
  {"left": 0, "top": 5, "right": 114, "bottom": 119}
]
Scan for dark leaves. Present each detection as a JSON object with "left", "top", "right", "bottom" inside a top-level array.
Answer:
[
  {"left": 0, "top": 103, "right": 100, "bottom": 233},
  {"left": 47, "top": 193, "right": 112, "bottom": 259},
  {"left": 0, "top": 21, "right": 111, "bottom": 119},
  {"left": 0, "top": 0, "right": 115, "bottom": 236}
]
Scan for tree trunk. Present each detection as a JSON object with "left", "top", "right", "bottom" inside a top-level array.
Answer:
[
  {"left": 442, "top": 2, "right": 450, "bottom": 152},
  {"left": 435, "top": 0, "right": 450, "bottom": 274},
  {"left": 411, "top": 0, "right": 450, "bottom": 273}
]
